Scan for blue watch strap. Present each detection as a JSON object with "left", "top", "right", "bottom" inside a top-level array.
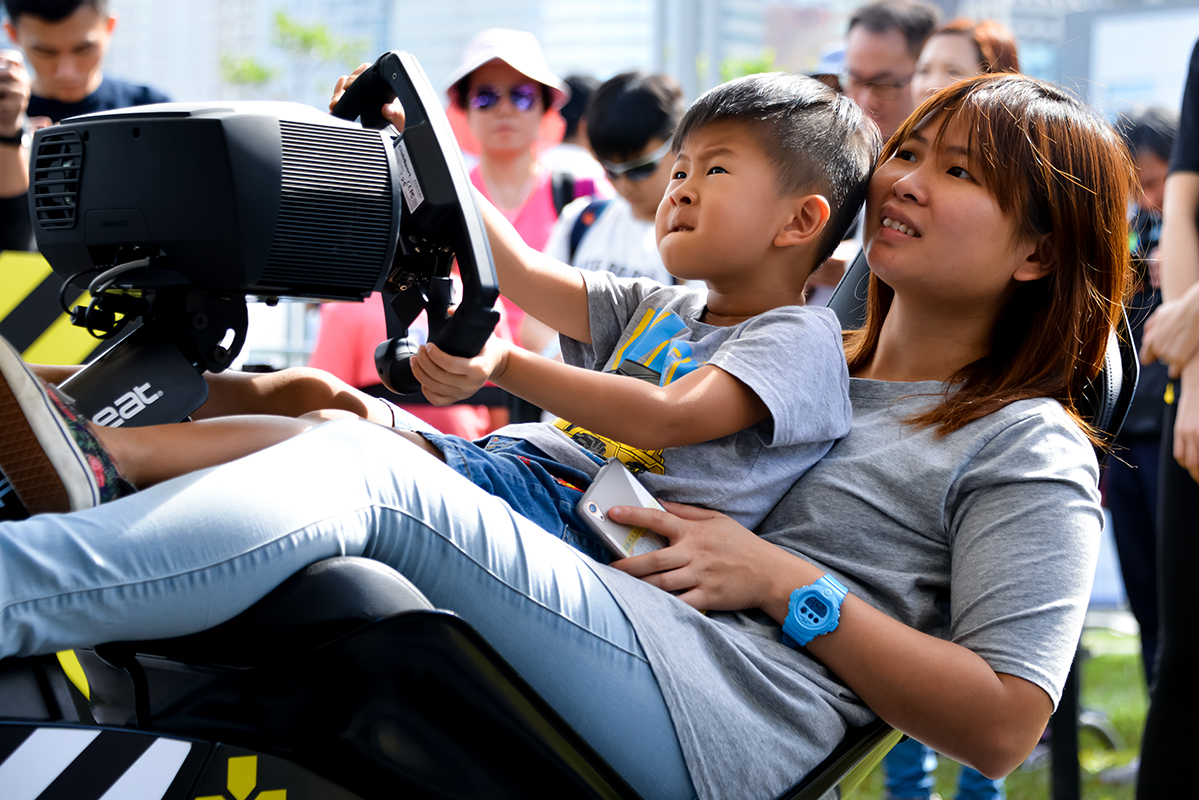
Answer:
[
  {"left": 815, "top": 574, "right": 848, "bottom": 603},
  {"left": 782, "top": 574, "right": 848, "bottom": 647}
]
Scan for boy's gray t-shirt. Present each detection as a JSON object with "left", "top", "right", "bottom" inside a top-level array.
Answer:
[
  {"left": 505, "top": 271, "right": 851, "bottom": 529},
  {"left": 587, "top": 378, "right": 1103, "bottom": 800}
]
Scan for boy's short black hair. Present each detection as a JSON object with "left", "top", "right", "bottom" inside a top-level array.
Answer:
[
  {"left": 1118, "top": 106, "right": 1179, "bottom": 163},
  {"left": 560, "top": 74, "right": 599, "bottom": 141},
  {"left": 848, "top": 0, "right": 940, "bottom": 60},
  {"left": 586, "top": 71, "right": 684, "bottom": 162},
  {"left": 674, "top": 72, "right": 881, "bottom": 269},
  {"left": 4, "top": 0, "right": 106, "bottom": 23}
]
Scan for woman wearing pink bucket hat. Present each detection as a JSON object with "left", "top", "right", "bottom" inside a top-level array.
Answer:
[{"left": 445, "top": 29, "right": 604, "bottom": 353}]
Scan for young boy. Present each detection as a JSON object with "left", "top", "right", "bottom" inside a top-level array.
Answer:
[
  {"left": 542, "top": 71, "right": 684, "bottom": 285},
  {"left": 0, "top": 73, "right": 879, "bottom": 561}
]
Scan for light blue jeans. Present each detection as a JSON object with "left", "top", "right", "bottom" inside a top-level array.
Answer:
[
  {"left": 0, "top": 418, "right": 697, "bottom": 800},
  {"left": 883, "top": 737, "right": 1004, "bottom": 800}
]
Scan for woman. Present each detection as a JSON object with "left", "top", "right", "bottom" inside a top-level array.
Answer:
[
  {"left": 885, "top": 28, "right": 1023, "bottom": 799},
  {"left": 446, "top": 28, "right": 601, "bottom": 351},
  {"left": 0, "top": 74, "right": 1132, "bottom": 800},
  {"left": 910, "top": 18, "right": 1018, "bottom": 103}
]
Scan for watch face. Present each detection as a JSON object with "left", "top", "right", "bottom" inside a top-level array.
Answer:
[{"left": 803, "top": 595, "right": 829, "bottom": 619}]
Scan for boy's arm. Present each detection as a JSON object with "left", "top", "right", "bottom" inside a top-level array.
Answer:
[
  {"left": 475, "top": 194, "right": 593, "bottom": 344},
  {"left": 415, "top": 341, "right": 769, "bottom": 449}
]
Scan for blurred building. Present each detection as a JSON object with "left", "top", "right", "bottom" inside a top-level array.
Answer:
[
  {"left": 19, "top": 0, "right": 1196, "bottom": 114},
  {"left": 103, "top": 0, "right": 773, "bottom": 109},
  {"left": 1057, "top": 0, "right": 1199, "bottom": 118}
]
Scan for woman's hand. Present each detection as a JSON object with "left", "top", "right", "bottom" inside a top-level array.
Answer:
[
  {"left": 1141, "top": 282, "right": 1199, "bottom": 374},
  {"left": 409, "top": 336, "right": 510, "bottom": 406},
  {"left": 329, "top": 64, "right": 406, "bottom": 131},
  {"left": 608, "top": 502, "right": 817, "bottom": 615},
  {"left": 1173, "top": 357, "right": 1199, "bottom": 483}
]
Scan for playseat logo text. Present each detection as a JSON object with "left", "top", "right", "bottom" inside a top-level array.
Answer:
[{"left": 92, "top": 383, "right": 164, "bottom": 428}]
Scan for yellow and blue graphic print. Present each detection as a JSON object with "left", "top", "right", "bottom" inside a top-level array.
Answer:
[
  {"left": 608, "top": 307, "right": 703, "bottom": 387},
  {"left": 555, "top": 306, "right": 704, "bottom": 475}
]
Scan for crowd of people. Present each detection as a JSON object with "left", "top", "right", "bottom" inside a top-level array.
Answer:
[{"left": 0, "top": 1, "right": 1196, "bottom": 799}]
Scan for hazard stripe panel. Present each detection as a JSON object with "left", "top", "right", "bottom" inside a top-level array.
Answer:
[
  {"left": 0, "top": 727, "right": 100, "bottom": 800},
  {"left": 37, "top": 729, "right": 155, "bottom": 799},
  {"left": 0, "top": 250, "right": 101, "bottom": 364},
  {"left": 96, "top": 737, "right": 192, "bottom": 800},
  {"left": 0, "top": 251, "right": 51, "bottom": 320},
  {"left": 0, "top": 726, "right": 197, "bottom": 800},
  {"left": 0, "top": 723, "right": 371, "bottom": 799}
]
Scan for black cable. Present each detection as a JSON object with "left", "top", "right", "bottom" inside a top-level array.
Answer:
[{"left": 57, "top": 266, "right": 101, "bottom": 315}]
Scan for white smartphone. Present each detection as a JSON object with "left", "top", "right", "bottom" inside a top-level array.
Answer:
[{"left": 576, "top": 459, "right": 669, "bottom": 559}]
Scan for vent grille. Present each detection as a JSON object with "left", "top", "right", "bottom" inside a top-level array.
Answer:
[
  {"left": 32, "top": 131, "right": 83, "bottom": 229},
  {"left": 260, "top": 121, "right": 395, "bottom": 294}
]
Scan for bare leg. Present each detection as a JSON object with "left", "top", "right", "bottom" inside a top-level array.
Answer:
[
  {"left": 22, "top": 363, "right": 398, "bottom": 490},
  {"left": 28, "top": 364, "right": 80, "bottom": 385},
  {"left": 29, "top": 363, "right": 395, "bottom": 426},
  {"left": 193, "top": 367, "right": 394, "bottom": 423},
  {"left": 93, "top": 414, "right": 320, "bottom": 489}
]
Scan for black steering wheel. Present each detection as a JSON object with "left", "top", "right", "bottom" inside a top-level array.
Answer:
[{"left": 331, "top": 51, "right": 500, "bottom": 394}]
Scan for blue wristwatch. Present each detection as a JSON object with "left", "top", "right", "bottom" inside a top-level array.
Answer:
[{"left": 782, "top": 574, "right": 848, "bottom": 647}]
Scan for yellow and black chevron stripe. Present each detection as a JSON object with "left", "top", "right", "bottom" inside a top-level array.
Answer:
[
  {"left": 0, "top": 721, "right": 365, "bottom": 798},
  {"left": 0, "top": 724, "right": 202, "bottom": 799},
  {"left": 0, "top": 250, "right": 102, "bottom": 366}
]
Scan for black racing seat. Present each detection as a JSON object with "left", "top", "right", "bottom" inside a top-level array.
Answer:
[{"left": 37, "top": 550, "right": 898, "bottom": 800}]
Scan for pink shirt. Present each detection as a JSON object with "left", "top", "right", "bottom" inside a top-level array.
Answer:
[
  {"left": 471, "top": 166, "right": 561, "bottom": 252},
  {"left": 308, "top": 292, "right": 509, "bottom": 440},
  {"left": 470, "top": 166, "right": 606, "bottom": 346},
  {"left": 471, "top": 167, "right": 559, "bottom": 345}
]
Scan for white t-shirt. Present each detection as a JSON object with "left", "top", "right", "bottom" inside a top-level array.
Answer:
[
  {"left": 543, "top": 195, "right": 674, "bottom": 285},
  {"left": 538, "top": 142, "right": 609, "bottom": 185}
]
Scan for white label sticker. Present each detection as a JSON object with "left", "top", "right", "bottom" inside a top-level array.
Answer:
[{"left": 393, "top": 136, "right": 425, "bottom": 214}]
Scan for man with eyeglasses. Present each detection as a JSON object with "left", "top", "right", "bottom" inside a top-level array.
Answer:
[
  {"left": 806, "top": 0, "right": 937, "bottom": 307},
  {"left": 843, "top": 0, "right": 939, "bottom": 144}
]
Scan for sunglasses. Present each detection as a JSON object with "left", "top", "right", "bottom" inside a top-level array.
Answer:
[
  {"left": 468, "top": 83, "right": 541, "bottom": 112},
  {"left": 600, "top": 137, "right": 674, "bottom": 183}
]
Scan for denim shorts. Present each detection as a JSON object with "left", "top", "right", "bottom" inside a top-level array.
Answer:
[{"left": 419, "top": 432, "right": 613, "bottom": 562}]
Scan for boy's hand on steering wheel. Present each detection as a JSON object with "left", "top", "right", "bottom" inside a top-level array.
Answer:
[
  {"left": 410, "top": 336, "right": 510, "bottom": 406},
  {"left": 607, "top": 501, "right": 793, "bottom": 614},
  {"left": 329, "top": 64, "right": 406, "bottom": 131}
]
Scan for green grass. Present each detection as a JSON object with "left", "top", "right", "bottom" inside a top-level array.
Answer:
[{"left": 845, "top": 626, "right": 1148, "bottom": 799}]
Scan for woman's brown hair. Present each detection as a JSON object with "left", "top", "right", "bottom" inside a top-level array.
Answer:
[
  {"left": 936, "top": 18, "right": 1020, "bottom": 75},
  {"left": 844, "top": 73, "right": 1135, "bottom": 447}
]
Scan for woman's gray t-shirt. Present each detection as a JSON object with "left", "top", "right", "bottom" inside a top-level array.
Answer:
[{"left": 589, "top": 378, "right": 1103, "bottom": 800}]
